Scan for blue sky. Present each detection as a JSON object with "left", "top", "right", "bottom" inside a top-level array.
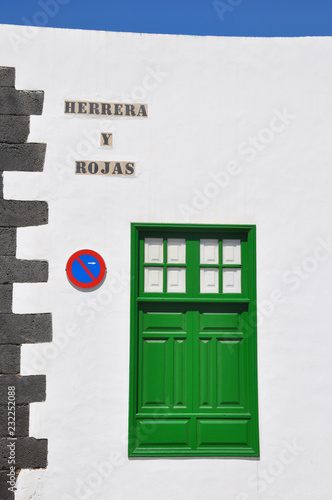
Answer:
[{"left": 2, "top": 0, "right": 332, "bottom": 36}]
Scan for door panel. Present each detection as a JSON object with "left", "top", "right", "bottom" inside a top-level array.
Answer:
[
  {"left": 200, "top": 312, "right": 239, "bottom": 331},
  {"left": 196, "top": 306, "right": 247, "bottom": 412},
  {"left": 139, "top": 305, "right": 248, "bottom": 413},
  {"left": 216, "top": 339, "right": 242, "bottom": 405},
  {"left": 198, "top": 338, "right": 214, "bottom": 409},
  {"left": 129, "top": 224, "right": 259, "bottom": 457},
  {"left": 196, "top": 336, "right": 245, "bottom": 411},
  {"left": 196, "top": 419, "right": 249, "bottom": 447},
  {"left": 143, "top": 311, "right": 186, "bottom": 332},
  {"left": 141, "top": 339, "right": 167, "bottom": 407},
  {"left": 173, "top": 339, "right": 188, "bottom": 408},
  {"left": 136, "top": 419, "right": 191, "bottom": 449},
  {"left": 139, "top": 308, "right": 192, "bottom": 412}
]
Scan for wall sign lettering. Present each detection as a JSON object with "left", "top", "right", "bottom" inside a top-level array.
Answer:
[
  {"left": 76, "top": 161, "right": 135, "bottom": 176},
  {"left": 65, "top": 99, "right": 146, "bottom": 176},
  {"left": 64, "top": 101, "right": 148, "bottom": 117}
]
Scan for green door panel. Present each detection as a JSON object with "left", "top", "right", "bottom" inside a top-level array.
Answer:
[
  {"left": 173, "top": 339, "right": 189, "bottom": 408},
  {"left": 199, "top": 312, "right": 239, "bottom": 331},
  {"left": 216, "top": 340, "right": 243, "bottom": 406},
  {"left": 143, "top": 311, "right": 186, "bottom": 332},
  {"left": 197, "top": 336, "right": 245, "bottom": 410},
  {"left": 139, "top": 336, "right": 191, "bottom": 411},
  {"left": 129, "top": 224, "right": 259, "bottom": 457},
  {"left": 196, "top": 419, "right": 249, "bottom": 446},
  {"left": 139, "top": 309, "right": 192, "bottom": 412},
  {"left": 141, "top": 339, "right": 167, "bottom": 407},
  {"left": 198, "top": 337, "right": 214, "bottom": 409},
  {"left": 136, "top": 419, "right": 191, "bottom": 449}
]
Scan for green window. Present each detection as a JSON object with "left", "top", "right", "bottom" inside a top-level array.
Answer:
[{"left": 128, "top": 224, "right": 259, "bottom": 457}]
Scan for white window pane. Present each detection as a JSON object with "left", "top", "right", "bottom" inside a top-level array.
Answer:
[
  {"left": 223, "top": 239, "right": 241, "bottom": 265},
  {"left": 200, "top": 239, "right": 219, "bottom": 264},
  {"left": 223, "top": 269, "right": 241, "bottom": 293},
  {"left": 200, "top": 268, "right": 219, "bottom": 293},
  {"left": 144, "top": 238, "right": 163, "bottom": 263},
  {"left": 144, "top": 267, "right": 163, "bottom": 292},
  {"left": 167, "top": 268, "right": 186, "bottom": 293},
  {"left": 167, "top": 239, "right": 186, "bottom": 263}
]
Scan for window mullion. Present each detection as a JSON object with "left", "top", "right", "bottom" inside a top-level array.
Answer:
[{"left": 163, "top": 238, "right": 167, "bottom": 294}]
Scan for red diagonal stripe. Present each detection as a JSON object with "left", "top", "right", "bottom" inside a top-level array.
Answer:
[{"left": 76, "top": 257, "right": 96, "bottom": 281}]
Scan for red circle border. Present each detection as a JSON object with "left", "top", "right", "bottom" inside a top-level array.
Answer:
[{"left": 66, "top": 249, "right": 106, "bottom": 289}]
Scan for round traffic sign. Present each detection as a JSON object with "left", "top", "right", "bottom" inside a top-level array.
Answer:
[{"left": 66, "top": 250, "right": 106, "bottom": 290}]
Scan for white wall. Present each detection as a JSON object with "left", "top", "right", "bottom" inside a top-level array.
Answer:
[{"left": 0, "top": 23, "right": 331, "bottom": 500}]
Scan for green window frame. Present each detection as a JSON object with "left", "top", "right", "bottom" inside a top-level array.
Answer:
[{"left": 128, "top": 223, "right": 259, "bottom": 457}]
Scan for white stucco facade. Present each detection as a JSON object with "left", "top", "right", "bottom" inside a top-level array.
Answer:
[{"left": 0, "top": 23, "right": 331, "bottom": 499}]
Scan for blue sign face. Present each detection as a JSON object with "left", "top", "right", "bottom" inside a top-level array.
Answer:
[
  {"left": 66, "top": 250, "right": 106, "bottom": 290},
  {"left": 71, "top": 254, "right": 101, "bottom": 283}
]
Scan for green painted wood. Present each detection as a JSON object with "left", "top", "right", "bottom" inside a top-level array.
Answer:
[
  {"left": 138, "top": 308, "right": 192, "bottom": 414},
  {"left": 200, "top": 312, "right": 239, "bottom": 331},
  {"left": 136, "top": 419, "right": 191, "bottom": 449},
  {"left": 196, "top": 419, "right": 249, "bottom": 446},
  {"left": 173, "top": 339, "right": 186, "bottom": 407},
  {"left": 198, "top": 338, "right": 214, "bottom": 409},
  {"left": 216, "top": 340, "right": 241, "bottom": 405},
  {"left": 128, "top": 224, "right": 259, "bottom": 457},
  {"left": 141, "top": 339, "right": 167, "bottom": 406},
  {"left": 143, "top": 311, "right": 186, "bottom": 332}
]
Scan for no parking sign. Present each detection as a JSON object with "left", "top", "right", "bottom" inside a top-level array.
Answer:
[{"left": 66, "top": 250, "right": 106, "bottom": 291}]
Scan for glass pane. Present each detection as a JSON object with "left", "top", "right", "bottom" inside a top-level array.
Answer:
[
  {"left": 144, "top": 238, "right": 163, "bottom": 263},
  {"left": 222, "top": 240, "right": 241, "bottom": 265},
  {"left": 167, "top": 239, "right": 186, "bottom": 264},
  {"left": 222, "top": 269, "right": 241, "bottom": 293},
  {"left": 200, "top": 268, "right": 219, "bottom": 293},
  {"left": 200, "top": 239, "right": 219, "bottom": 264},
  {"left": 167, "top": 268, "right": 186, "bottom": 293},
  {"left": 144, "top": 267, "right": 163, "bottom": 292}
]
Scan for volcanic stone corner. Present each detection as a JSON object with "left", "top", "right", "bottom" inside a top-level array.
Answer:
[
  {"left": 0, "top": 88, "right": 44, "bottom": 116},
  {"left": 0, "top": 115, "right": 30, "bottom": 144},
  {"left": 0, "top": 257, "right": 48, "bottom": 284},
  {"left": 0, "top": 143, "right": 46, "bottom": 172},
  {"left": 0, "top": 286, "right": 13, "bottom": 313},
  {"left": 0, "top": 470, "right": 15, "bottom": 500},
  {"left": 0, "top": 200, "right": 48, "bottom": 227},
  {"left": 0, "top": 375, "right": 46, "bottom": 405},
  {"left": 0, "top": 229, "right": 16, "bottom": 255},
  {"left": 0, "top": 313, "right": 52, "bottom": 345},
  {"left": 0, "top": 67, "right": 15, "bottom": 87},
  {"left": 0, "top": 437, "right": 47, "bottom": 470},
  {"left": 0, "top": 345, "right": 20, "bottom": 374},
  {"left": 0, "top": 405, "right": 29, "bottom": 437},
  {"left": 0, "top": 67, "right": 50, "bottom": 481}
]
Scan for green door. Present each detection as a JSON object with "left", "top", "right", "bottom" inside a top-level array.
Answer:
[{"left": 129, "top": 224, "right": 259, "bottom": 457}]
